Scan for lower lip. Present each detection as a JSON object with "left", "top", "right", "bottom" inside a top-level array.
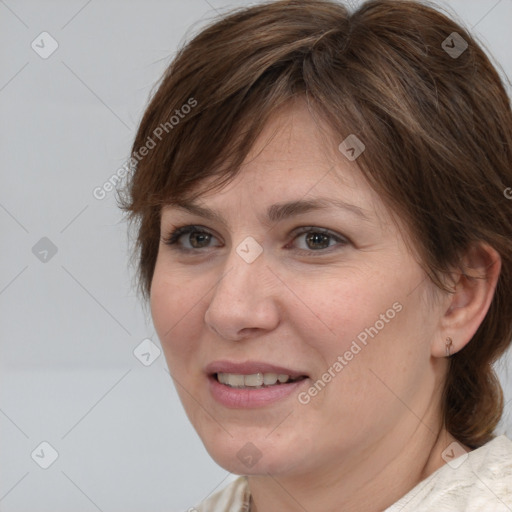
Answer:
[{"left": 208, "top": 375, "right": 308, "bottom": 408}]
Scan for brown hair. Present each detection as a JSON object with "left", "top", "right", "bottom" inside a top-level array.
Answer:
[{"left": 120, "top": 0, "right": 512, "bottom": 449}]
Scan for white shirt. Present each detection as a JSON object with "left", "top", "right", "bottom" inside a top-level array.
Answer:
[{"left": 193, "top": 435, "right": 512, "bottom": 511}]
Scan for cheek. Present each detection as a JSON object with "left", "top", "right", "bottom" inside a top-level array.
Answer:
[
  {"left": 284, "top": 267, "right": 399, "bottom": 352},
  {"left": 150, "top": 262, "right": 206, "bottom": 366},
  {"left": 320, "top": 287, "right": 432, "bottom": 422},
  {"left": 293, "top": 264, "right": 429, "bottom": 388}
]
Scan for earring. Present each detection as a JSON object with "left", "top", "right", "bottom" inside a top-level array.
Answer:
[{"left": 445, "top": 337, "right": 453, "bottom": 357}]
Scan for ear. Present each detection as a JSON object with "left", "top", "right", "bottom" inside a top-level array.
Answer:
[{"left": 432, "top": 242, "right": 501, "bottom": 358}]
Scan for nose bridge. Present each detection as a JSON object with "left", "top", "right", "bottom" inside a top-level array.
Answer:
[
  {"left": 212, "top": 238, "right": 266, "bottom": 305},
  {"left": 204, "top": 238, "right": 278, "bottom": 338}
]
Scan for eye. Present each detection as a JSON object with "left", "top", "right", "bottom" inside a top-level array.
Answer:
[
  {"left": 162, "top": 224, "right": 349, "bottom": 255},
  {"left": 287, "top": 227, "right": 349, "bottom": 253},
  {"left": 162, "top": 225, "right": 221, "bottom": 251}
]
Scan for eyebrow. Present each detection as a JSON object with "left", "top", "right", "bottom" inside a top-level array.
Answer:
[{"left": 167, "top": 197, "right": 371, "bottom": 227}]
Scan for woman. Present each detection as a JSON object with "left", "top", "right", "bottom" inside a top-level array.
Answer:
[{"left": 120, "top": 0, "right": 512, "bottom": 510}]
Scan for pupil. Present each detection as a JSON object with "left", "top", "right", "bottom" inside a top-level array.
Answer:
[
  {"left": 306, "top": 232, "right": 329, "bottom": 250},
  {"left": 191, "top": 232, "right": 210, "bottom": 248}
]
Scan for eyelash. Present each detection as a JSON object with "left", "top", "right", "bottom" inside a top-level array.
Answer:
[{"left": 161, "top": 224, "right": 349, "bottom": 256}]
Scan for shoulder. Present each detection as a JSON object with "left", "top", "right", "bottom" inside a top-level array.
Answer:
[
  {"left": 386, "top": 435, "right": 512, "bottom": 512},
  {"left": 193, "top": 476, "right": 250, "bottom": 512}
]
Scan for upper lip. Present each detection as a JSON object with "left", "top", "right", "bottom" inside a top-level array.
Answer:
[{"left": 205, "top": 360, "right": 309, "bottom": 378}]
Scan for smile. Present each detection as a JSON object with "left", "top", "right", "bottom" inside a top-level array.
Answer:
[{"left": 216, "top": 372, "right": 307, "bottom": 388}]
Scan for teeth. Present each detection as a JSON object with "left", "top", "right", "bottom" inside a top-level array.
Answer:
[
  {"left": 217, "top": 372, "right": 299, "bottom": 388},
  {"left": 263, "top": 373, "right": 279, "bottom": 385},
  {"left": 244, "top": 373, "right": 264, "bottom": 386},
  {"left": 223, "top": 373, "right": 245, "bottom": 387}
]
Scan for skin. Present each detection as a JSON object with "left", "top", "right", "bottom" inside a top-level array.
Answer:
[{"left": 150, "top": 98, "right": 501, "bottom": 512}]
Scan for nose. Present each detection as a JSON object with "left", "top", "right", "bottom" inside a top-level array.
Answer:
[{"left": 204, "top": 246, "right": 280, "bottom": 341}]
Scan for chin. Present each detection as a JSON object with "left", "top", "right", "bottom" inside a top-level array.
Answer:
[{"left": 200, "top": 431, "right": 305, "bottom": 476}]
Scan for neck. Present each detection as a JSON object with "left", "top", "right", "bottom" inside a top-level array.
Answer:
[{"left": 247, "top": 425, "right": 466, "bottom": 512}]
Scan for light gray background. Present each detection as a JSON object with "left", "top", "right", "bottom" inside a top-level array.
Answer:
[{"left": 1, "top": 0, "right": 511, "bottom": 511}]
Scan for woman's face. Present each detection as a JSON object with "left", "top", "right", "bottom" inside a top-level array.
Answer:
[{"left": 150, "top": 100, "right": 448, "bottom": 478}]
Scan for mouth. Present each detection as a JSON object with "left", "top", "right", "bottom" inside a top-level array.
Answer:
[
  {"left": 205, "top": 361, "right": 310, "bottom": 407},
  {"left": 214, "top": 372, "right": 308, "bottom": 389}
]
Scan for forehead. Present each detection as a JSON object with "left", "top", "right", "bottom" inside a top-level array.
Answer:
[
  {"left": 159, "top": 103, "right": 416, "bottom": 260},
  {"left": 188, "top": 103, "right": 386, "bottom": 213},
  {"left": 162, "top": 100, "right": 401, "bottom": 236},
  {"left": 243, "top": 99, "right": 347, "bottom": 171}
]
